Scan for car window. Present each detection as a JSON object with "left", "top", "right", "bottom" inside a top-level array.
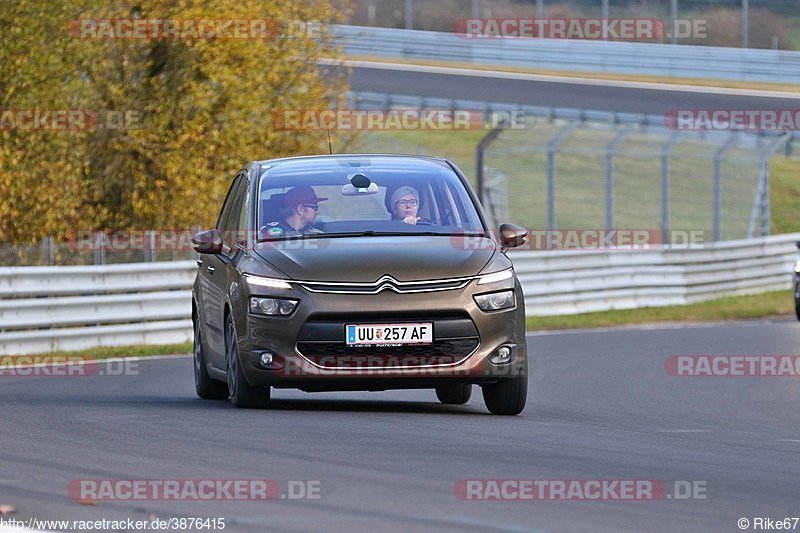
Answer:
[
  {"left": 257, "top": 158, "right": 485, "bottom": 239},
  {"left": 216, "top": 174, "right": 243, "bottom": 232},
  {"left": 219, "top": 175, "right": 246, "bottom": 247},
  {"left": 235, "top": 178, "right": 250, "bottom": 233}
]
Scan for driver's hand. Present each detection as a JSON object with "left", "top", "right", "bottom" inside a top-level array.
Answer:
[{"left": 403, "top": 216, "right": 420, "bottom": 225}]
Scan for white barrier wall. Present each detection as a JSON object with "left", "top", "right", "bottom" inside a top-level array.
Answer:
[
  {"left": 334, "top": 25, "right": 800, "bottom": 83},
  {"left": 0, "top": 234, "right": 798, "bottom": 354}
]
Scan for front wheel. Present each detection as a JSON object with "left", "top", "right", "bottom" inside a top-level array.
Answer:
[
  {"left": 194, "top": 319, "right": 229, "bottom": 400},
  {"left": 481, "top": 365, "right": 528, "bottom": 416},
  {"left": 225, "top": 315, "right": 270, "bottom": 408},
  {"left": 435, "top": 384, "right": 472, "bottom": 405}
]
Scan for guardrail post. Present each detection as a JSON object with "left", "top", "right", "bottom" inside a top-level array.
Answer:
[
  {"left": 605, "top": 129, "right": 630, "bottom": 231},
  {"left": 546, "top": 122, "right": 578, "bottom": 232},
  {"left": 660, "top": 134, "right": 681, "bottom": 242},
  {"left": 712, "top": 135, "right": 737, "bottom": 241}
]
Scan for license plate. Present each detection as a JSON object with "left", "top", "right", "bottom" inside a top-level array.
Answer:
[{"left": 345, "top": 323, "right": 433, "bottom": 346}]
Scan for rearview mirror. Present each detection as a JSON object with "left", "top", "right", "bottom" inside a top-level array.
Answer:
[
  {"left": 192, "top": 229, "right": 223, "bottom": 254},
  {"left": 499, "top": 223, "right": 528, "bottom": 249}
]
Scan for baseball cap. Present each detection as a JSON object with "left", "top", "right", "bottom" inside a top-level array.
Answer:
[{"left": 283, "top": 186, "right": 328, "bottom": 207}]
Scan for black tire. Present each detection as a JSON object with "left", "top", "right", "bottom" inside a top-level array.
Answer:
[
  {"left": 225, "top": 315, "right": 270, "bottom": 408},
  {"left": 193, "top": 318, "right": 229, "bottom": 400},
  {"left": 435, "top": 384, "right": 472, "bottom": 405},
  {"left": 482, "top": 364, "right": 528, "bottom": 416},
  {"left": 795, "top": 300, "right": 800, "bottom": 321}
]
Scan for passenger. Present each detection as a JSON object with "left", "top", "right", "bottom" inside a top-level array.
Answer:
[
  {"left": 264, "top": 186, "right": 327, "bottom": 237},
  {"left": 389, "top": 186, "right": 422, "bottom": 225}
]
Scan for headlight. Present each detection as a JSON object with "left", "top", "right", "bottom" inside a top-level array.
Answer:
[
  {"left": 244, "top": 274, "right": 292, "bottom": 290},
  {"left": 249, "top": 297, "right": 298, "bottom": 316},
  {"left": 795, "top": 261, "right": 800, "bottom": 274},
  {"left": 477, "top": 268, "right": 513, "bottom": 285},
  {"left": 474, "top": 290, "right": 515, "bottom": 312}
]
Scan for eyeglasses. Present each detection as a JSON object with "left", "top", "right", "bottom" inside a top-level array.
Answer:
[
  {"left": 302, "top": 204, "right": 319, "bottom": 212},
  {"left": 396, "top": 199, "right": 418, "bottom": 208}
]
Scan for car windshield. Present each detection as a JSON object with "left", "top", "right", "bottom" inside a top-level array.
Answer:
[{"left": 257, "top": 156, "right": 486, "bottom": 240}]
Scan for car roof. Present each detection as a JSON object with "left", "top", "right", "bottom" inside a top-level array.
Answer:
[{"left": 252, "top": 153, "right": 451, "bottom": 174}]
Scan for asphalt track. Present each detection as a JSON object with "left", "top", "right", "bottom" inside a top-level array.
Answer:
[
  {"left": 340, "top": 62, "right": 800, "bottom": 115},
  {"left": 3, "top": 318, "right": 800, "bottom": 532}
]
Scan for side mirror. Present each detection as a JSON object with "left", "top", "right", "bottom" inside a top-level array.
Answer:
[
  {"left": 192, "top": 229, "right": 223, "bottom": 254},
  {"left": 499, "top": 223, "right": 528, "bottom": 249}
]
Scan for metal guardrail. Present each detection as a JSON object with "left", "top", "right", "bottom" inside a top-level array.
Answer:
[
  {"left": 333, "top": 25, "right": 800, "bottom": 84},
  {"left": 0, "top": 262, "right": 195, "bottom": 354},
  {"left": 1, "top": 235, "right": 798, "bottom": 354},
  {"left": 516, "top": 234, "right": 799, "bottom": 316}
]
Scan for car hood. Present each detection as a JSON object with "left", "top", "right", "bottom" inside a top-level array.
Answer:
[{"left": 253, "top": 236, "right": 496, "bottom": 282}]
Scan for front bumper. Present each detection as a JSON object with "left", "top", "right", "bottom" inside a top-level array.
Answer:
[{"left": 233, "top": 278, "right": 526, "bottom": 390}]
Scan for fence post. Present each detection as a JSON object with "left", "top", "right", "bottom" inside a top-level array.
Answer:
[
  {"left": 475, "top": 119, "right": 508, "bottom": 205},
  {"left": 660, "top": 134, "right": 681, "bottom": 242},
  {"left": 93, "top": 231, "right": 106, "bottom": 265},
  {"left": 712, "top": 135, "right": 737, "bottom": 241},
  {"left": 545, "top": 122, "right": 578, "bottom": 233},
  {"left": 605, "top": 129, "right": 630, "bottom": 231},
  {"left": 144, "top": 230, "right": 157, "bottom": 262},
  {"left": 41, "top": 236, "right": 55, "bottom": 266}
]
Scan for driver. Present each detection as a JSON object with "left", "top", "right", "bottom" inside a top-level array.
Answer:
[
  {"left": 264, "top": 186, "right": 327, "bottom": 237},
  {"left": 390, "top": 186, "right": 422, "bottom": 225}
]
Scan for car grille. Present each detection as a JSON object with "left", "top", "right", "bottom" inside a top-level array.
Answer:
[
  {"left": 297, "top": 275, "right": 472, "bottom": 295},
  {"left": 296, "top": 315, "right": 479, "bottom": 368},
  {"left": 297, "top": 339, "right": 479, "bottom": 368}
]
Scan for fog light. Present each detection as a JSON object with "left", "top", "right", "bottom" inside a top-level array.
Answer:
[
  {"left": 259, "top": 352, "right": 274, "bottom": 367},
  {"left": 489, "top": 346, "right": 515, "bottom": 365}
]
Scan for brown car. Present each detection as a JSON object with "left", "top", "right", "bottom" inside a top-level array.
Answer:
[{"left": 191, "top": 155, "right": 529, "bottom": 414}]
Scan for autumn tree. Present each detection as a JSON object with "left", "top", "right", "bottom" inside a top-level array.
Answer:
[{"left": 0, "top": 0, "right": 348, "bottom": 242}]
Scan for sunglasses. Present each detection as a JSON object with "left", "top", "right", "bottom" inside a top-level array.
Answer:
[
  {"left": 396, "top": 199, "right": 418, "bottom": 208},
  {"left": 302, "top": 204, "right": 320, "bottom": 212}
]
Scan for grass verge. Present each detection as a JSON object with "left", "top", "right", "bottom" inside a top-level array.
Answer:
[
  {"left": 525, "top": 290, "right": 796, "bottom": 331},
  {"left": 7, "top": 342, "right": 192, "bottom": 360}
]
